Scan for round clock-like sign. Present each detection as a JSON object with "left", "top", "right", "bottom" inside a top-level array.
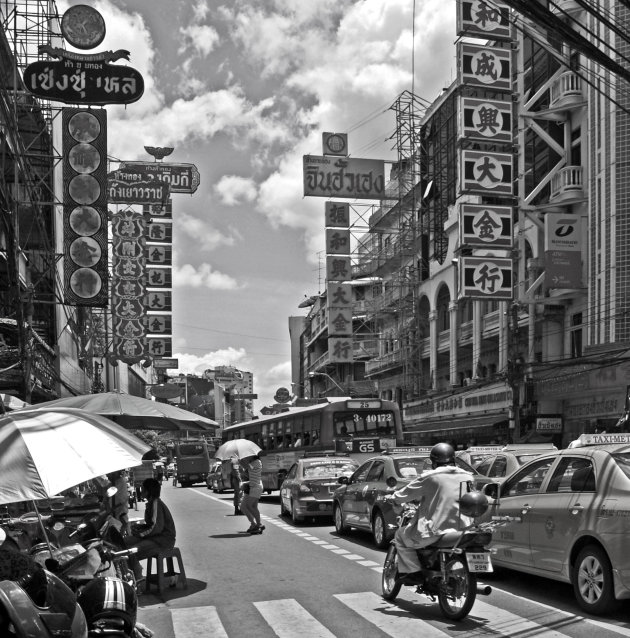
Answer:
[{"left": 61, "top": 5, "right": 106, "bottom": 50}]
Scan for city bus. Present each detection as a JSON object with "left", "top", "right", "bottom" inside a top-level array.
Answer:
[
  {"left": 174, "top": 439, "right": 215, "bottom": 487},
  {"left": 222, "top": 398, "right": 403, "bottom": 493}
]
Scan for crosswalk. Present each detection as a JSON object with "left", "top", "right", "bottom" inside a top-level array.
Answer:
[{"left": 159, "top": 591, "right": 630, "bottom": 638}]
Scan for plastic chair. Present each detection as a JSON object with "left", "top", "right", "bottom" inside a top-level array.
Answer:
[{"left": 144, "top": 547, "right": 188, "bottom": 594}]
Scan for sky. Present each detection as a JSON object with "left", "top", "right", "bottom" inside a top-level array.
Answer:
[{"left": 57, "top": 0, "right": 457, "bottom": 413}]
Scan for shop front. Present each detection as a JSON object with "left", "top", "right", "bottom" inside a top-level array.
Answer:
[{"left": 402, "top": 382, "right": 512, "bottom": 449}]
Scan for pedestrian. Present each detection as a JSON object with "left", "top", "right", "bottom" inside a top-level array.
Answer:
[
  {"left": 230, "top": 457, "right": 243, "bottom": 516},
  {"left": 239, "top": 453, "right": 264, "bottom": 534},
  {"left": 124, "top": 478, "right": 176, "bottom": 586}
]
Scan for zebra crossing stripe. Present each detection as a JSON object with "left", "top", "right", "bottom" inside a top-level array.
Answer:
[
  {"left": 334, "top": 592, "right": 450, "bottom": 638},
  {"left": 254, "top": 599, "right": 335, "bottom": 638},
  {"left": 171, "top": 606, "right": 228, "bottom": 638}
]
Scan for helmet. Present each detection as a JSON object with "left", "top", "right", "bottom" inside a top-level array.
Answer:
[
  {"left": 459, "top": 490, "right": 488, "bottom": 518},
  {"left": 77, "top": 576, "right": 137, "bottom": 633},
  {"left": 429, "top": 442, "right": 455, "bottom": 466}
]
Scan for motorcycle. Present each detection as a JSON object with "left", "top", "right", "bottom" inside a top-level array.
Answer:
[
  {"left": 0, "top": 530, "right": 88, "bottom": 638},
  {"left": 381, "top": 488, "right": 511, "bottom": 620}
]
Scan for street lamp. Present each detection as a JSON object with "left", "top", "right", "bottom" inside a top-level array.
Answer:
[{"left": 308, "top": 371, "right": 346, "bottom": 395}]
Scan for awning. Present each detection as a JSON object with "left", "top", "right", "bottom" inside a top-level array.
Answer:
[{"left": 404, "top": 414, "right": 508, "bottom": 434}]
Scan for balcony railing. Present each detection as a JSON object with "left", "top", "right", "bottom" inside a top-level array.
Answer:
[
  {"left": 550, "top": 71, "right": 584, "bottom": 109},
  {"left": 550, "top": 165, "right": 583, "bottom": 203},
  {"left": 365, "top": 348, "right": 404, "bottom": 375}
]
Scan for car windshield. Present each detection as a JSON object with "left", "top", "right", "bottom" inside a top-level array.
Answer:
[
  {"left": 515, "top": 453, "right": 544, "bottom": 464},
  {"left": 303, "top": 461, "right": 357, "bottom": 478},
  {"left": 393, "top": 457, "right": 431, "bottom": 479},
  {"left": 612, "top": 452, "right": 630, "bottom": 479}
]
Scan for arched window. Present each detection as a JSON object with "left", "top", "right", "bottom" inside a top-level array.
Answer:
[{"left": 436, "top": 286, "right": 451, "bottom": 331}]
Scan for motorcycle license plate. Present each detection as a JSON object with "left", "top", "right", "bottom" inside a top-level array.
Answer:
[{"left": 466, "top": 552, "right": 493, "bottom": 573}]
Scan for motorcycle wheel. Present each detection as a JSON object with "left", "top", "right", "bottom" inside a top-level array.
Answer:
[
  {"left": 381, "top": 544, "right": 402, "bottom": 601},
  {"left": 437, "top": 556, "right": 476, "bottom": 620}
]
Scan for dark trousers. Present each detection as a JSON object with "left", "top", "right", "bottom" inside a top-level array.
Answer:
[{"left": 231, "top": 476, "right": 241, "bottom": 511}]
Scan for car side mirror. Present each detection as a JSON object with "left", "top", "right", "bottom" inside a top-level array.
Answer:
[
  {"left": 338, "top": 476, "right": 349, "bottom": 485},
  {"left": 483, "top": 482, "right": 499, "bottom": 500}
]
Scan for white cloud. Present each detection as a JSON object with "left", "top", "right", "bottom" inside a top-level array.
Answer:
[
  {"left": 178, "top": 24, "right": 220, "bottom": 57},
  {"left": 173, "top": 263, "right": 241, "bottom": 289},
  {"left": 175, "top": 212, "right": 241, "bottom": 250},
  {"left": 214, "top": 176, "right": 258, "bottom": 206}
]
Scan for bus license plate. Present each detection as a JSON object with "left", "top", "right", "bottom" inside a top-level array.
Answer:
[{"left": 467, "top": 552, "right": 493, "bottom": 573}]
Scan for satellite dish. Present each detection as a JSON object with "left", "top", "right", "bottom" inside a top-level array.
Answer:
[{"left": 298, "top": 295, "right": 318, "bottom": 308}]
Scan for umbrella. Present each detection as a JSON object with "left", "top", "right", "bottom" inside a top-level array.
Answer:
[
  {"left": 0, "top": 407, "right": 151, "bottom": 505},
  {"left": 0, "top": 393, "right": 30, "bottom": 412},
  {"left": 21, "top": 390, "right": 218, "bottom": 432},
  {"left": 215, "top": 439, "right": 261, "bottom": 460}
]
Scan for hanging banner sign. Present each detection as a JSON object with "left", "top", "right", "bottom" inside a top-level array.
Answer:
[
  {"left": 325, "top": 228, "right": 351, "bottom": 255},
  {"left": 327, "top": 283, "right": 352, "bottom": 308},
  {"left": 328, "top": 308, "right": 353, "bottom": 336},
  {"left": 325, "top": 202, "right": 350, "bottom": 228},
  {"left": 144, "top": 314, "right": 172, "bottom": 335},
  {"left": 460, "top": 204, "right": 513, "bottom": 248},
  {"left": 544, "top": 214, "right": 582, "bottom": 290},
  {"left": 144, "top": 291, "right": 172, "bottom": 312},
  {"left": 120, "top": 161, "right": 200, "bottom": 194},
  {"left": 458, "top": 42, "right": 512, "bottom": 92},
  {"left": 303, "top": 155, "right": 385, "bottom": 200},
  {"left": 23, "top": 59, "right": 144, "bottom": 105},
  {"left": 107, "top": 174, "right": 170, "bottom": 205},
  {"left": 459, "top": 97, "right": 512, "bottom": 144},
  {"left": 326, "top": 256, "right": 352, "bottom": 282},
  {"left": 461, "top": 149, "right": 513, "bottom": 195},
  {"left": 328, "top": 337, "right": 354, "bottom": 364},
  {"left": 461, "top": 256, "right": 513, "bottom": 300},
  {"left": 457, "top": 1, "right": 512, "bottom": 40},
  {"left": 145, "top": 245, "right": 173, "bottom": 265},
  {"left": 148, "top": 337, "right": 172, "bottom": 358},
  {"left": 146, "top": 222, "right": 173, "bottom": 244}
]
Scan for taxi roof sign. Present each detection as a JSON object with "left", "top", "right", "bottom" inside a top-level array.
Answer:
[
  {"left": 574, "top": 433, "right": 630, "bottom": 446},
  {"left": 385, "top": 446, "right": 433, "bottom": 454}
]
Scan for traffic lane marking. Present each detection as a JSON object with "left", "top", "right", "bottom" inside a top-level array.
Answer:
[{"left": 254, "top": 599, "right": 336, "bottom": 638}]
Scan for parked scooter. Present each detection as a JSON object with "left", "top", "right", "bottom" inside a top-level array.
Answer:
[{"left": 381, "top": 487, "right": 511, "bottom": 620}]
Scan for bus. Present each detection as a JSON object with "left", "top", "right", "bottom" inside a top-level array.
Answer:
[
  {"left": 174, "top": 439, "right": 215, "bottom": 487},
  {"left": 222, "top": 398, "right": 403, "bottom": 493}
]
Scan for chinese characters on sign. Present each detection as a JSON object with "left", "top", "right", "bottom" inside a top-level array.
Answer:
[
  {"left": 461, "top": 256, "right": 513, "bottom": 300},
  {"left": 459, "top": 97, "right": 512, "bottom": 145},
  {"left": 460, "top": 204, "right": 513, "bottom": 248},
  {"left": 63, "top": 108, "right": 108, "bottom": 307},
  {"left": 460, "top": 150, "right": 513, "bottom": 196},
  {"left": 458, "top": 43, "right": 512, "bottom": 92},
  {"left": 457, "top": 1, "right": 511, "bottom": 40}
]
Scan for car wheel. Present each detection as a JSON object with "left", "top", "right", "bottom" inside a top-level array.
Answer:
[
  {"left": 372, "top": 510, "right": 391, "bottom": 549},
  {"left": 334, "top": 503, "right": 350, "bottom": 535},
  {"left": 572, "top": 545, "right": 618, "bottom": 615},
  {"left": 291, "top": 500, "right": 304, "bottom": 524},
  {"left": 280, "top": 495, "right": 288, "bottom": 517}
]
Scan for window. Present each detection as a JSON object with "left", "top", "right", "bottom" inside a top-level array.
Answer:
[
  {"left": 546, "top": 458, "right": 595, "bottom": 493},
  {"left": 570, "top": 312, "right": 583, "bottom": 358},
  {"left": 489, "top": 456, "right": 508, "bottom": 478},
  {"left": 366, "top": 460, "right": 385, "bottom": 482},
  {"left": 350, "top": 461, "right": 372, "bottom": 484},
  {"left": 475, "top": 458, "right": 493, "bottom": 476},
  {"left": 502, "top": 458, "right": 555, "bottom": 497},
  {"left": 285, "top": 464, "right": 297, "bottom": 480}
]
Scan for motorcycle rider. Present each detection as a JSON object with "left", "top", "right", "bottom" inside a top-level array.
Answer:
[{"left": 384, "top": 442, "right": 474, "bottom": 585}]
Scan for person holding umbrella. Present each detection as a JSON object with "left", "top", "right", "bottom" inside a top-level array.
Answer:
[{"left": 239, "top": 453, "right": 264, "bottom": 534}]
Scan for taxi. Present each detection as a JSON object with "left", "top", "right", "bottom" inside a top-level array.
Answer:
[
  {"left": 456, "top": 445, "right": 503, "bottom": 468},
  {"left": 279, "top": 454, "right": 359, "bottom": 523},
  {"left": 482, "top": 433, "right": 630, "bottom": 615},
  {"left": 474, "top": 443, "right": 558, "bottom": 480},
  {"left": 332, "top": 447, "right": 484, "bottom": 549}
]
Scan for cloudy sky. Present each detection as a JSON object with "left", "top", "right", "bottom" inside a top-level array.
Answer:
[{"left": 58, "top": 0, "right": 456, "bottom": 412}]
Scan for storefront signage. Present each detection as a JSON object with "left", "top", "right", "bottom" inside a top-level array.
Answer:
[
  {"left": 544, "top": 214, "right": 582, "bottom": 290},
  {"left": 457, "top": 1, "right": 512, "bottom": 40},
  {"left": 535, "top": 415, "right": 563, "bottom": 433},
  {"left": 119, "top": 161, "right": 200, "bottom": 194},
  {"left": 458, "top": 42, "right": 512, "bottom": 92},
  {"left": 460, "top": 150, "right": 513, "bottom": 195},
  {"left": 23, "top": 59, "right": 144, "bottom": 105},
  {"left": 460, "top": 204, "right": 513, "bottom": 248},
  {"left": 303, "top": 155, "right": 385, "bottom": 200},
  {"left": 461, "top": 256, "right": 513, "bottom": 300},
  {"left": 153, "top": 358, "right": 179, "bottom": 369},
  {"left": 459, "top": 97, "right": 512, "bottom": 145},
  {"left": 107, "top": 173, "right": 170, "bottom": 205}
]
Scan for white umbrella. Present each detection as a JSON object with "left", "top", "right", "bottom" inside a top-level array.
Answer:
[
  {"left": 0, "top": 407, "right": 151, "bottom": 505},
  {"left": 215, "top": 439, "right": 261, "bottom": 461}
]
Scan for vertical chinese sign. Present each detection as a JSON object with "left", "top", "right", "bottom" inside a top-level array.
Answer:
[
  {"left": 457, "top": 1, "right": 515, "bottom": 301},
  {"left": 63, "top": 109, "right": 109, "bottom": 306}
]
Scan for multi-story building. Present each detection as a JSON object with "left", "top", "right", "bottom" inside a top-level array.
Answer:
[{"left": 292, "top": 1, "right": 630, "bottom": 448}]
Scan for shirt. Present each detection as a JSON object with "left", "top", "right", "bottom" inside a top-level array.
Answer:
[{"left": 139, "top": 497, "right": 176, "bottom": 541}]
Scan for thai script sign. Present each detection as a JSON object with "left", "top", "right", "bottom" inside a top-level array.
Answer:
[
  {"left": 119, "top": 161, "right": 200, "bottom": 194},
  {"left": 535, "top": 416, "right": 563, "bottom": 433},
  {"left": 459, "top": 97, "right": 512, "bottom": 144},
  {"left": 107, "top": 171, "right": 170, "bottom": 205},
  {"left": 460, "top": 204, "right": 513, "bottom": 248},
  {"left": 405, "top": 384, "right": 512, "bottom": 419},
  {"left": 303, "top": 155, "right": 385, "bottom": 200},
  {"left": 461, "top": 256, "right": 513, "bottom": 300},
  {"left": 458, "top": 42, "right": 512, "bottom": 93},
  {"left": 23, "top": 59, "right": 144, "bottom": 105},
  {"left": 457, "top": 1, "right": 512, "bottom": 40},
  {"left": 460, "top": 149, "right": 513, "bottom": 195}
]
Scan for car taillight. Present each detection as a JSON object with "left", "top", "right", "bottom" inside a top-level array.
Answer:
[{"left": 299, "top": 484, "right": 313, "bottom": 494}]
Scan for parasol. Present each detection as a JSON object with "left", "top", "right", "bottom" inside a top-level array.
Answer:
[
  {"left": 0, "top": 407, "right": 150, "bottom": 505},
  {"left": 215, "top": 439, "right": 262, "bottom": 461},
  {"left": 21, "top": 390, "right": 218, "bottom": 432}
]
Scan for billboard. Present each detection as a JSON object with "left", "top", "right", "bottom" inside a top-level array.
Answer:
[{"left": 303, "top": 155, "right": 385, "bottom": 200}]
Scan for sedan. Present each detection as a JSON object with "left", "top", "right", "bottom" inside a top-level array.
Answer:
[
  {"left": 280, "top": 456, "right": 359, "bottom": 523},
  {"left": 332, "top": 448, "right": 483, "bottom": 549},
  {"left": 474, "top": 443, "right": 557, "bottom": 479},
  {"left": 483, "top": 433, "right": 630, "bottom": 615}
]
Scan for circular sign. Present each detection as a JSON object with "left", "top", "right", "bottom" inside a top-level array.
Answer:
[
  {"left": 68, "top": 112, "right": 101, "bottom": 143},
  {"left": 70, "top": 268, "right": 102, "bottom": 299},
  {"left": 274, "top": 387, "right": 291, "bottom": 403},
  {"left": 69, "top": 143, "right": 101, "bottom": 173},
  {"left": 69, "top": 237, "right": 101, "bottom": 267},
  {"left": 325, "top": 134, "right": 347, "bottom": 155},
  {"left": 61, "top": 5, "right": 106, "bottom": 50},
  {"left": 69, "top": 174, "right": 101, "bottom": 204},
  {"left": 69, "top": 206, "right": 101, "bottom": 236}
]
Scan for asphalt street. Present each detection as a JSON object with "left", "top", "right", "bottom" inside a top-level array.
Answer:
[{"left": 135, "top": 482, "right": 630, "bottom": 637}]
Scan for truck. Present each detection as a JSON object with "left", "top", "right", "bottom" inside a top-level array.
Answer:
[{"left": 174, "top": 440, "right": 212, "bottom": 487}]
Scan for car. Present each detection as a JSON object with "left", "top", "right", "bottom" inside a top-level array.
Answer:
[
  {"left": 206, "top": 460, "right": 230, "bottom": 493},
  {"left": 456, "top": 446, "right": 503, "bottom": 468},
  {"left": 474, "top": 443, "right": 558, "bottom": 480},
  {"left": 279, "top": 455, "right": 359, "bottom": 523},
  {"left": 482, "top": 433, "right": 630, "bottom": 615},
  {"left": 332, "top": 447, "right": 486, "bottom": 549}
]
